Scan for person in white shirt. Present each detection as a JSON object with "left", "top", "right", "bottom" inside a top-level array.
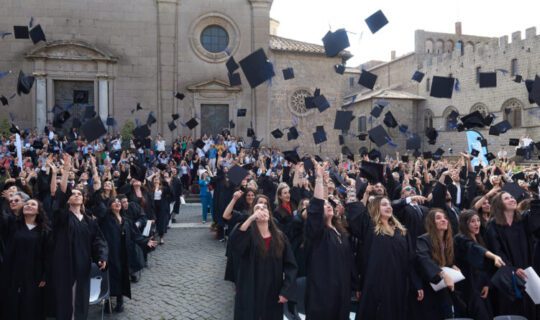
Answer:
[{"left": 155, "top": 135, "right": 166, "bottom": 152}]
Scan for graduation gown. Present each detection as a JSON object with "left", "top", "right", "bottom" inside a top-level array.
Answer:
[
  {"left": 0, "top": 214, "right": 51, "bottom": 320},
  {"left": 224, "top": 210, "right": 249, "bottom": 283},
  {"left": 48, "top": 191, "right": 108, "bottom": 320},
  {"left": 230, "top": 226, "right": 297, "bottom": 320},
  {"left": 304, "top": 198, "right": 355, "bottom": 320},
  {"left": 345, "top": 201, "right": 415, "bottom": 320}
]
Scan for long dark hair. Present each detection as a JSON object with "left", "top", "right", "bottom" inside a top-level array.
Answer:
[
  {"left": 458, "top": 209, "right": 485, "bottom": 246},
  {"left": 425, "top": 208, "right": 454, "bottom": 267},
  {"left": 17, "top": 199, "right": 51, "bottom": 233},
  {"left": 248, "top": 194, "right": 285, "bottom": 258},
  {"left": 490, "top": 192, "right": 521, "bottom": 226}
]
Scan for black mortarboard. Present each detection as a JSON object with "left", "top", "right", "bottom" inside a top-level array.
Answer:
[
  {"left": 461, "top": 111, "right": 485, "bottom": 129},
  {"left": 282, "top": 67, "right": 295, "bottom": 80},
  {"left": 399, "top": 124, "right": 408, "bottom": 133},
  {"left": 168, "top": 121, "right": 177, "bottom": 131},
  {"left": 531, "top": 75, "right": 540, "bottom": 105},
  {"left": 228, "top": 72, "right": 241, "bottom": 86},
  {"left": 304, "top": 96, "right": 315, "bottom": 109},
  {"left": 342, "top": 146, "right": 354, "bottom": 161},
  {"left": 383, "top": 111, "right": 398, "bottom": 128},
  {"left": 509, "top": 138, "right": 519, "bottom": 146},
  {"left": 175, "top": 92, "right": 185, "bottom": 100},
  {"left": 133, "top": 125, "right": 151, "bottom": 140},
  {"left": 302, "top": 156, "right": 314, "bottom": 174},
  {"left": 483, "top": 113, "right": 495, "bottom": 126},
  {"left": 106, "top": 116, "right": 115, "bottom": 126},
  {"left": 425, "top": 127, "right": 438, "bottom": 144},
  {"left": 72, "top": 117, "right": 82, "bottom": 129},
  {"left": 413, "top": 149, "right": 421, "bottom": 158},
  {"left": 53, "top": 111, "right": 71, "bottom": 128},
  {"left": 368, "top": 149, "right": 381, "bottom": 161},
  {"left": 271, "top": 129, "right": 283, "bottom": 139},
  {"left": 406, "top": 135, "right": 421, "bottom": 150},
  {"left": 339, "top": 135, "right": 344, "bottom": 145},
  {"left": 491, "top": 266, "right": 526, "bottom": 302},
  {"left": 237, "top": 109, "right": 247, "bottom": 117},
  {"left": 490, "top": 120, "right": 512, "bottom": 136},
  {"left": 368, "top": 125, "right": 390, "bottom": 147},
  {"left": 228, "top": 165, "right": 249, "bottom": 186},
  {"left": 516, "top": 148, "right": 526, "bottom": 157},
  {"left": 130, "top": 163, "right": 147, "bottom": 182},
  {"left": 470, "top": 149, "right": 480, "bottom": 157},
  {"left": 514, "top": 75, "right": 523, "bottom": 83},
  {"left": 423, "top": 151, "right": 432, "bottom": 159},
  {"left": 29, "top": 25, "right": 46, "bottom": 44},
  {"left": 13, "top": 26, "right": 29, "bottom": 39},
  {"left": 457, "top": 123, "right": 465, "bottom": 132},
  {"left": 334, "top": 64, "right": 346, "bottom": 75},
  {"left": 357, "top": 133, "right": 368, "bottom": 141},
  {"left": 17, "top": 70, "right": 34, "bottom": 95},
  {"left": 247, "top": 127, "right": 255, "bottom": 137},
  {"left": 146, "top": 112, "right": 157, "bottom": 126},
  {"left": 313, "top": 95, "right": 330, "bottom": 112},
  {"left": 172, "top": 113, "right": 180, "bottom": 121},
  {"left": 334, "top": 110, "right": 353, "bottom": 130},
  {"left": 283, "top": 150, "right": 301, "bottom": 164},
  {"left": 358, "top": 70, "right": 377, "bottom": 90},
  {"left": 535, "top": 142, "right": 540, "bottom": 151},
  {"left": 229, "top": 120, "right": 235, "bottom": 129},
  {"left": 479, "top": 138, "right": 488, "bottom": 147},
  {"left": 84, "top": 105, "right": 96, "bottom": 119},
  {"left": 0, "top": 95, "right": 8, "bottom": 106},
  {"left": 512, "top": 172, "right": 525, "bottom": 182},
  {"left": 314, "top": 88, "right": 321, "bottom": 97},
  {"left": 502, "top": 182, "right": 529, "bottom": 202},
  {"left": 479, "top": 72, "right": 497, "bottom": 88},
  {"left": 81, "top": 117, "right": 107, "bottom": 142},
  {"left": 370, "top": 105, "right": 383, "bottom": 118},
  {"left": 136, "top": 103, "right": 143, "bottom": 111},
  {"left": 9, "top": 123, "right": 20, "bottom": 135},
  {"left": 194, "top": 139, "right": 205, "bottom": 149},
  {"left": 365, "top": 10, "right": 389, "bottom": 34},
  {"left": 287, "top": 127, "right": 299, "bottom": 140},
  {"left": 226, "top": 56, "right": 239, "bottom": 74},
  {"left": 322, "top": 28, "right": 350, "bottom": 57},
  {"left": 486, "top": 152, "right": 496, "bottom": 162},
  {"left": 313, "top": 127, "right": 327, "bottom": 144},
  {"left": 360, "top": 160, "right": 384, "bottom": 183},
  {"left": 401, "top": 155, "right": 409, "bottom": 162},
  {"left": 239, "top": 48, "right": 275, "bottom": 89},
  {"left": 186, "top": 118, "right": 198, "bottom": 129},
  {"left": 251, "top": 138, "right": 260, "bottom": 149},
  {"left": 430, "top": 76, "right": 455, "bottom": 98},
  {"left": 412, "top": 71, "right": 425, "bottom": 83}
]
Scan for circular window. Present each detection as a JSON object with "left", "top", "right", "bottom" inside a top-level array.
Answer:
[
  {"left": 289, "top": 89, "right": 315, "bottom": 117},
  {"left": 200, "top": 25, "right": 229, "bottom": 53}
]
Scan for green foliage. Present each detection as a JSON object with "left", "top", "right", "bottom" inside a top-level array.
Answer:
[
  {"left": 0, "top": 118, "right": 11, "bottom": 137},
  {"left": 120, "top": 120, "right": 135, "bottom": 140}
]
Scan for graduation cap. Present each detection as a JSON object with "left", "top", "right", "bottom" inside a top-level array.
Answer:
[
  {"left": 509, "top": 138, "right": 519, "bottom": 146},
  {"left": 423, "top": 151, "right": 433, "bottom": 159},
  {"left": 479, "top": 72, "right": 497, "bottom": 88},
  {"left": 489, "top": 120, "right": 512, "bottom": 136},
  {"left": 172, "top": 113, "right": 180, "bottom": 121},
  {"left": 399, "top": 124, "right": 408, "bottom": 133},
  {"left": 194, "top": 139, "right": 205, "bottom": 149},
  {"left": 401, "top": 155, "right": 409, "bottom": 162},
  {"left": 132, "top": 125, "right": 151, "bottom": 140},
  {"left": 247, "top": 127, "right": 255, "bottom": 137},
  {"left": 413, "top": 149, "right": 422, "bottom": 158},
  {"left": 313, "top": 95, "right": 330, "bottom": 112},
  {"left": 237, "top": 108, "right": 247, "bottom": 117},
  {"left": 238, "top": 48, "right": 275, "bottom": 89},
  {"left": 531, "top": 75, "right": 540, "bottom": 105},
  {"left": 370, "top": 105, "right": 383, "bottom": 118},
  {"left": 514, "top": 75, "right": 523, "bottom": 83},
  {"left": 271, "top": 128, "right": 284, "bottom": 139},
  {"left": 368, "top": 125, "right": 390, "bottom": 147},
  {"left": 334, "top": 64, "right": 346, "bottom": 75},
  {"left": 430, "top": 76, "right": 455, "bottom": 98},
  {"left": 226, "top": 56, "right": 239, "bottom": 74},
  {"left": 303, "top": 96, "right": 315, "bottom": 109},
  {"left": 460, "top": 110, "right": 485, "bottom": 129},
  {"left": 425, "top": 127, "right": 438, "bottom": 144},
  {"left": 360, "top": 160, "right": 384, "bottom": 183},
  {"left": 229, "top": 120, "right": 235, "bottom": 129},
  {"left": 334, "top": 110, "right": 353, "bottom": 131},
  {"left": 168, "top": 121, "right": 177, "bottom": 131},
  {"left": 322, "top": 28, "right": 350, "bottom": 57},
  {"left": 342, "top": 146, "right": 354, "bottom": 161},
  {"left": 9, "top": 123, "right": 21, "bottom": 135},
  {"left": 486, "top": 152, "right": 496, "bottom": 162},
  {"left": 357, "top": 133, "right": 368, "bottom": 141},
  {"left": 0, "top": 95, "right": 8, "bottom": 106},
  {"left": 502, "top": 182, "right": 529, "bottom": 202},
  {"left": 80, "top": 117, "right": 107, "bottom": 142},
  {"left": 535, "top": 142, "right": 540, "bottom": 151},
  {"left": 136, "top": 103, "right": 143, "bottom": 111},
  {"left": 287, "top": 127, "right": 299, "bottom": 141},
  {"left": 13, "top": 26, "right": 29, "bottom": 39},
  {"left": 412, "top": 71, "right": 425, "bottom": 83},
  {"left": 283, "top": 150, "right": 301, "bottom": 164},
  {"left": 29, "top": 24, "right": 46, "bottom": 44},
  {"left": 84, "top": 105, "right": 96, "bottom": 119},
  {"left": 433, "top": 148, "right": 445, "bottom": 160},
  {"left": 52, "top": 111, "right": 71, "bottom": 129},
  {"left": 313, "top": 127, "right": 327, "bottom": 144},
  {"left": 365, "top": 10, "right": 388, "bottom": 34},
  {"left": 406, "top": 135, "right": 421, "bottom": 150},
  {"left": 338, "top": 135, "right": 345, "bottom": 145},
  {"left": 282, "top": 67, "right": 294, "bottom": 80},
  {"left": 313, "top": 88, "right": 321, "bottom": 97},
  {"left": 516, "top": 148, "right": 526, "bottom": 157},
  {"left": 491, "top": 266, "right": 526, "bottom": 302},
  {"left": 106, "top": 116, "right": 116, "bottom": 127},
  {"left": 228, "top": 165, "right": 250, "bottom": 186},
  {"left": 228, "top": 72, "right": 241, "bottom": 86},
  {"left": 512, "top": 172, "right": 525, "bottom": 182},
  {"left": 483, "top": 113, "right": 495, "bottom": 126},
  {"left": 479, "top": 138, "right": 488, "bottom": 147},
  {"left": 470, "top": 149, "right": 480, "bottom": 157},
  {"left": 358, "top": 70, "right": 377, "bottom": 90},
  {"left": 146, "top": 112, "right": 157, "bottom": 126},
  {"left": 383, "top": 111, "right": 398, "bottom": 128},
  {"left": 174, "top": 92, "right": 185, "bottom": 100},
  {"left": 457, "top": 123, "right": 465, "bottom": 132},
  {"left": 17, "top": 70, "right": 35, "bottom": 95},
  {"left": 368, "top": 149, "right": 382, "bottom": 161},
  {"left": 130, "top": 163, "right": 147, "bottom": 182},
  {"left": 186, "top": 118, "right": 198, "bottom": 130}
]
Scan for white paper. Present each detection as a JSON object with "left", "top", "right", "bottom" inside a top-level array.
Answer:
[
  {"left": 524, "top": 267, "right": 540, "bottom": 304},
  {"left": 142, "top": 220, "right": 152, "bottom": 237},
  {"left": 430, "top": 267, "right": 465, "bottom": 292}
]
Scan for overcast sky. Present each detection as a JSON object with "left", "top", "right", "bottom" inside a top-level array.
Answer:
[{"left": 270, "top": 0, "right": 540, "bottom": 66}]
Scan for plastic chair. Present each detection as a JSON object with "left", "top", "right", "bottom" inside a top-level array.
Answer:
[
  {"left": 493, "top": 316, "right": 528, "bottom": 320},
  {"left": 89, "top": 263, "right": 111, "bottom": 320}
]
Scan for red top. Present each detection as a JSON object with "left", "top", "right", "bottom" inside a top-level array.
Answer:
[
  {"left": 263, "top": 236, "right": 272, "bottom": 251},
  {"left": 281, "top": 202, "right": 292, "bottom": 215}
]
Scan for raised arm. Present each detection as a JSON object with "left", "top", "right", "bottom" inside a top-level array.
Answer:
[{"left": 223, "top": 190, "right": 243, "bottom": 221}]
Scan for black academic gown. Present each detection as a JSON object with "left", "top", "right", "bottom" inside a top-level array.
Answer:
[
  {"left": 224, "top": 210, "right": 249, "bottom": 283},
  {"left": 48, "top": 190, "right": 108, "bottom": 320},
  {"left": 304, "top": 198, "right": 355, "bottom": 320},
  {"left": 230, "top": 225, "right": 297, "bottom": 320},
  {"left": 346, "top": 201, "right": 415, "bottom": 320},
  {"left": 0, "top": 214, "right": 51, "bottom": 320}
]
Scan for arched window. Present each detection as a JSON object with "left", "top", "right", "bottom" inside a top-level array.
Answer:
[
  {"left": 511, "top": 58, "right": 519, "bottom": 76},
  {"left": 502, "top": 98, "right": 523, "bottom": 128},
  {"left": 443, "top": 106, "right": 459, "bottom": 131},
  {"left": 436, "top": 40, "right": 444, "bottom": 54},
  {"left": 425, "top": 39, "right": 434, "bottom": 54},
  {"left": 457, "top": 40, "right": 464, "bottom": 55},
  {"left": 445, "top": 40, "right": 454, "bottom": 53},
  {"left": 470, "top": 103, "right": 488, "bottom": 118},
  {"left": 424, "top": 109, "right": 434, "bottom": 130},
  {"left": 358, "top": 115, "right": 367, "bottom": 132}
]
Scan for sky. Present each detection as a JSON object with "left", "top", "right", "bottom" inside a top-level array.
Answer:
[{"left": 270, "top": 0, "right": 540, "bottom": 66}]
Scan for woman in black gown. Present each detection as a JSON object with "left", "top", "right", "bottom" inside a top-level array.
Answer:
[
  {"left": 230, "top": 194, "right": 297, "bottom": 320},
  {"left": 0, "top": 198, "right": 51, "bottom": 320}
]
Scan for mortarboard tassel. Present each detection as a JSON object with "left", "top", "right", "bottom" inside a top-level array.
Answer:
[{"left": 28, "top": 17, "right": 34, "bottom": 28}]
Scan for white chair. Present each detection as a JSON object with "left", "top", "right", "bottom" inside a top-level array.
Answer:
[{"left": 89, "top": 263, "right": 111, "bottom": 320}]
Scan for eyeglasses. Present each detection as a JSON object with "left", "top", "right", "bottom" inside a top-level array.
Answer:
[{"left": 9, "top": 199, "right": 20, "bottom": 204}]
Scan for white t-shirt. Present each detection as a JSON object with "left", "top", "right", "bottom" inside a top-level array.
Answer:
[{"left": 156, "top": 139, "right": 166, "bottom": 152}]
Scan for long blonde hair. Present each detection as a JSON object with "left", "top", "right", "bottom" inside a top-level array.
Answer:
[{"left": 367, "top": 196, "right": 407, "bottom": 236}]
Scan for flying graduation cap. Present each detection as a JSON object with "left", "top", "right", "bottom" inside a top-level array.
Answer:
[
  {"left": 365, "top": 10, "right": 389, "bottom": 34},
  {"left": 412, "top": 71, "right": 425, "bottom": 83},
  {"left": 238, "top": 48, "right": 275, "bottom": 88},
  {"left": 29, "top": 24, "right": 46, "bottom": 44},
  {"left": 358, "top": 70, "right": 377, "bottom": 90},
  {"left": 430, "top": 76, "right": 455, "bottom": 98},
  {"left": 282, "top": 67, "right": 295, "bottom": 80},
  {"left": 322, "top": 29, "right": 350, "bottom": 57},
  {"left": 17, "top": 70, "right": 35, "bottom": 95}
]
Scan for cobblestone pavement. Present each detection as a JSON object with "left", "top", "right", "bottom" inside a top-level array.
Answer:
[{"left": 88, "top": 204, "right": 234, "bottom": 320}]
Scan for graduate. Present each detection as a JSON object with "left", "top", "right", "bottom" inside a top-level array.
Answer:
[{"left": 230, "top": 194, "right": 297, "bottom": 319}]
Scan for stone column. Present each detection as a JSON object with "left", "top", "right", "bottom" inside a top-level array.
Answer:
[
  {"left": 35, "top": 75, "right": 47, "bottom": 132},
  {"left": 97, "top": 76, "right": 109, "bottom": 123},
  {"left": 249, "top": 0, "right": 273, "bottom": 142}
]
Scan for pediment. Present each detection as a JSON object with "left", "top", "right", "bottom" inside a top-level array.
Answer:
[
  {"left": 187, "top": 79, "right": 242, "bottom": 92},
  {"left": 26, "top": 40, "right": 118, "bottom": 62}
]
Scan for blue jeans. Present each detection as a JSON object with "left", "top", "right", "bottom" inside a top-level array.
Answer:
[{"left": 200, "top": 194, "right": 213, "bottom": 222}]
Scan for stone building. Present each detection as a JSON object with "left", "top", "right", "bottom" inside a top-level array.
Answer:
[
  {"left": 344, "top": 22, "right": 540, "bottom": 158},
  {"left": 0, "top": 0, "right": 345, "bottom": 155}
]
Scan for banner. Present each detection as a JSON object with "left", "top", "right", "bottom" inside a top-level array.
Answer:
[
  {"left": 466, "top": 130, "right": 488, "bottom": 167},
  {"left": 15, "top": 133, "right": 23, "bottom": 168}
]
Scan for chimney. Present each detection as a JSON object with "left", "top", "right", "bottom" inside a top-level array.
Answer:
[
  {"left": 391, "top": 50, "right": 396, "bottom": 60},
  {"left": 455, "top": 22, "right": 462, "bottom": 36}
]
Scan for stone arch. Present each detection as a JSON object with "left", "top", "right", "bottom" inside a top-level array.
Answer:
[
  {"left": 502, "top": 98, "right": 523, "bottom": 128},
  {"left": 442, "top": 106, "right": 459, "bottom": 131},
  {"left": 424, "top": 108, "right": 434, "bottom": 130},
  {"left": 457, "top": 40, "right": 464, "bottom": 55},
  {"left": 26, "top": 40, "right": 118, "bottom": 62},
  {"left": 425, "top": 39, "right": 434, "bottom": 53},
  {"left": 445, "top": 40, "right": 454, "bottom": 53},
  {"left": 465, "top": 41, "right": 475, "bottom": 52},
  {"left": 435, "top": 39, "right": 444, "bottom": 54},
  {"left": 470, "top": 103, "right": 488, "bottom": 117}
]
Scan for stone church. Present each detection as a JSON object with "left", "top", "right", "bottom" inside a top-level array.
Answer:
[{"left": 0, "top": 0, "right": 345, "bottom": 155}]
